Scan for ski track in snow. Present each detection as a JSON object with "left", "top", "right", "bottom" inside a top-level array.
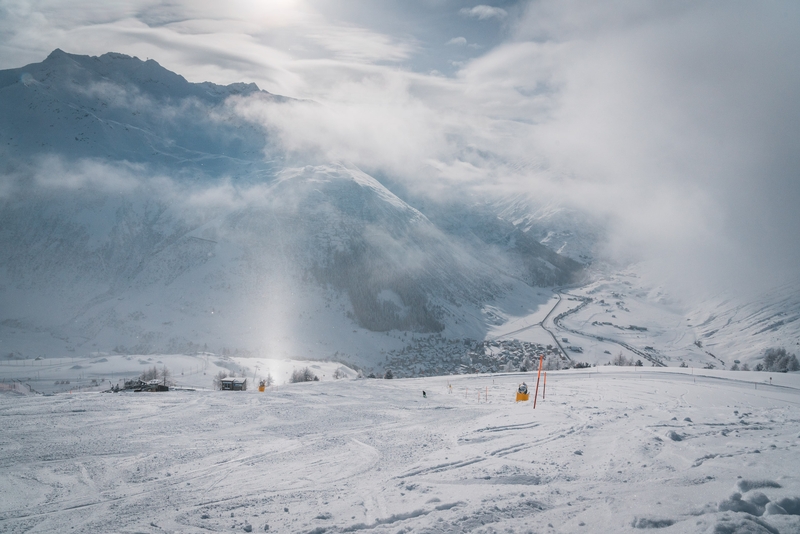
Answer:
[{"left": 2, "top": 370, "right": 800, "bottom": 533}]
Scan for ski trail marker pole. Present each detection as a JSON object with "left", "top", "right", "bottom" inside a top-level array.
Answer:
[
  {"left": 533, "top": 355, "right": 544, "bottom": 409},
  {"left": 543, "top": 372, "right": 546, "bottom": 400}
]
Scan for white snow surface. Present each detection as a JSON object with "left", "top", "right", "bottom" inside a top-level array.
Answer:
[{"left": 2, "top": 367, "right": 799, "bottom": 533}]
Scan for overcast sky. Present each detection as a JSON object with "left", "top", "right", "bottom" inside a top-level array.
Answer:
[{"left": 2, "top": 0, "right": 799, "bottom": 297}]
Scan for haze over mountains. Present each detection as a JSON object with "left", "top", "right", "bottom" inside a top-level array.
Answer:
[
  {"left": 0, "top": 50, "right": 585, "bottom": 367},
  {"left": 1, "top": 49, "right": 798, "bottom": 374}
]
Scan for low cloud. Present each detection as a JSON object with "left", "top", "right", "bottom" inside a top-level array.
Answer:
[
  {"left": 229, "top": 75, "right": 453, "bottom": 180},
  {"left": 8, "top": 155, "right": 277, "bottom": 215},
  {"left": 32, "top": 156, "right": 143, "bottom": 192},
  {"left": 459, "top": 6, "right": 509, "bottom": 20},
  {"left": 504, "top": 1, "right": 800, "bottom": 295},
  {"left": 446, "top": 36, "right": 467, "bottom": 46}
]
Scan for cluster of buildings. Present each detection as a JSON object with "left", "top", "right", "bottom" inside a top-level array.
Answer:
[{"left": 381, "top": 336, "right": 566, "bottom": 377}]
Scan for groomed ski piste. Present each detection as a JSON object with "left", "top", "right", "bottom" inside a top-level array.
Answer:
[{"left": 2, "top": 366, "right": 799, "bottom": 533}]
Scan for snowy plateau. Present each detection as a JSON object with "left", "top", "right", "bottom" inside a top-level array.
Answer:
[{"left": 1, "top": 50, "right": 799, "bottom": 533}]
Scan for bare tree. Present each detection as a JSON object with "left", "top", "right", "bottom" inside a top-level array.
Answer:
[
  {"left": 140, "top": 365, "right": 158, "bottom": 381},
  {"left": 161, "top": 365, "right": 172, "bottom": 385},
  {"left": 333, "top": 367, "right": 347, "bottom": 379},
  {"left": 613, "top": 352, "right": 633, "bottom": 366},
  {"left": 544, "top": 355, "right": 561, "bottom": 371},
  {"left": 213, "top": 370, "right": 228, "bottom": 390}
]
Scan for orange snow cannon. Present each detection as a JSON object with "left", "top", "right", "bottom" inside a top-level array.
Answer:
[{"left": 515, "top": 382, "right": 529, "bottom": 402}]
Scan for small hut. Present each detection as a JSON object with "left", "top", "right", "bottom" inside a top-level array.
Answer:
[
  {"left": 146, "top": 379, "right": 169, "bottom": 392},
  {"left": 220, "top": 377, "right": 247, "bottom": 391}
]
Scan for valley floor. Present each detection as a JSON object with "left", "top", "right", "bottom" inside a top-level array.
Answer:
[{"left": 2, "top": 368, "right": 800, "bottom": 533}]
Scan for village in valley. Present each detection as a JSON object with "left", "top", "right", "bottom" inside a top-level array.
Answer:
[{"left": 380, "top": 337, "right": 568, "bottom": 378}]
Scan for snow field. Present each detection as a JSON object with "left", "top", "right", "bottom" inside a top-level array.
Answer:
[
  {"left": 1, "top": 368, "right": 799, "bottom": 533},
  {"left": 0, "top": 354, "right": 357, "bottom": 395}
]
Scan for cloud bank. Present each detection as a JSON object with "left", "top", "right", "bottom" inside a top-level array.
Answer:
[{"left": 2, "top": 0, "right": 799, "bottom": 298}]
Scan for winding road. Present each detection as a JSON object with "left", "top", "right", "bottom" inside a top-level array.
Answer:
[
  {"left": 549, "top": 290, "right": 667, "bottom": 367},
  {"left": 495, "top": 287, "right": 666, "bottom": 367}
]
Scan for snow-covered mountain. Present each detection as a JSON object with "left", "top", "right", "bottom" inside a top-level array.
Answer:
[
  {"left": 0, "top": 49, "right": 276, "bottom": 176},
  {"left": 0, "top": 50, "right": 583, "bottom": 367},
  {"left": 493, "top": 195, "right": 602, "bottom": 264}
]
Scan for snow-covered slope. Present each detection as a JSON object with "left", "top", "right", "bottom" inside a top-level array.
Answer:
[
  {"left": 687, "top": 281, "right": 800, "bottom": 366},
  {"left": 2, "top": 368, "right": 799, "bottom": 533},
  {"left": 540, "top": 267, "right": 800, "bottom": 371}
]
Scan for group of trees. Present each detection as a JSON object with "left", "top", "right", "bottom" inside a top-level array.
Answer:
[
  {"left": 698, "top": 347, "right": 799, "bottom": 372},
  {"left": 290, "top": 367, "right": 319, "bottom": 383},
  {"left": 140, "top": 365, "right": 171, "bottom": 384},
  {"left": 611, "top": 353, "right": 643, "bottom": 367},
  {"left": 364, "top": 369, "right": 393, "bottom": 378},
  {"left": 757, "top": 348, "right": 799, "bottom": 372}
]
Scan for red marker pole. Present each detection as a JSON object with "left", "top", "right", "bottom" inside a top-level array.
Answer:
[
  {"left": 543, "top": 371, "right": 547, "bottom": 400},
  {"left": 533, "top": 355, "right": 544, "bottom": 409}
]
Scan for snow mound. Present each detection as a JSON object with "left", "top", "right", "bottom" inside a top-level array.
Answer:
[{"left": 701, "top": 513, "right": 779, "bottom": 534}]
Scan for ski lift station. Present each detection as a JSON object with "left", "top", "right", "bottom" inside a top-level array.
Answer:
[{"left": 220, "top": 378, "right": 247, "bottom": 391}]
